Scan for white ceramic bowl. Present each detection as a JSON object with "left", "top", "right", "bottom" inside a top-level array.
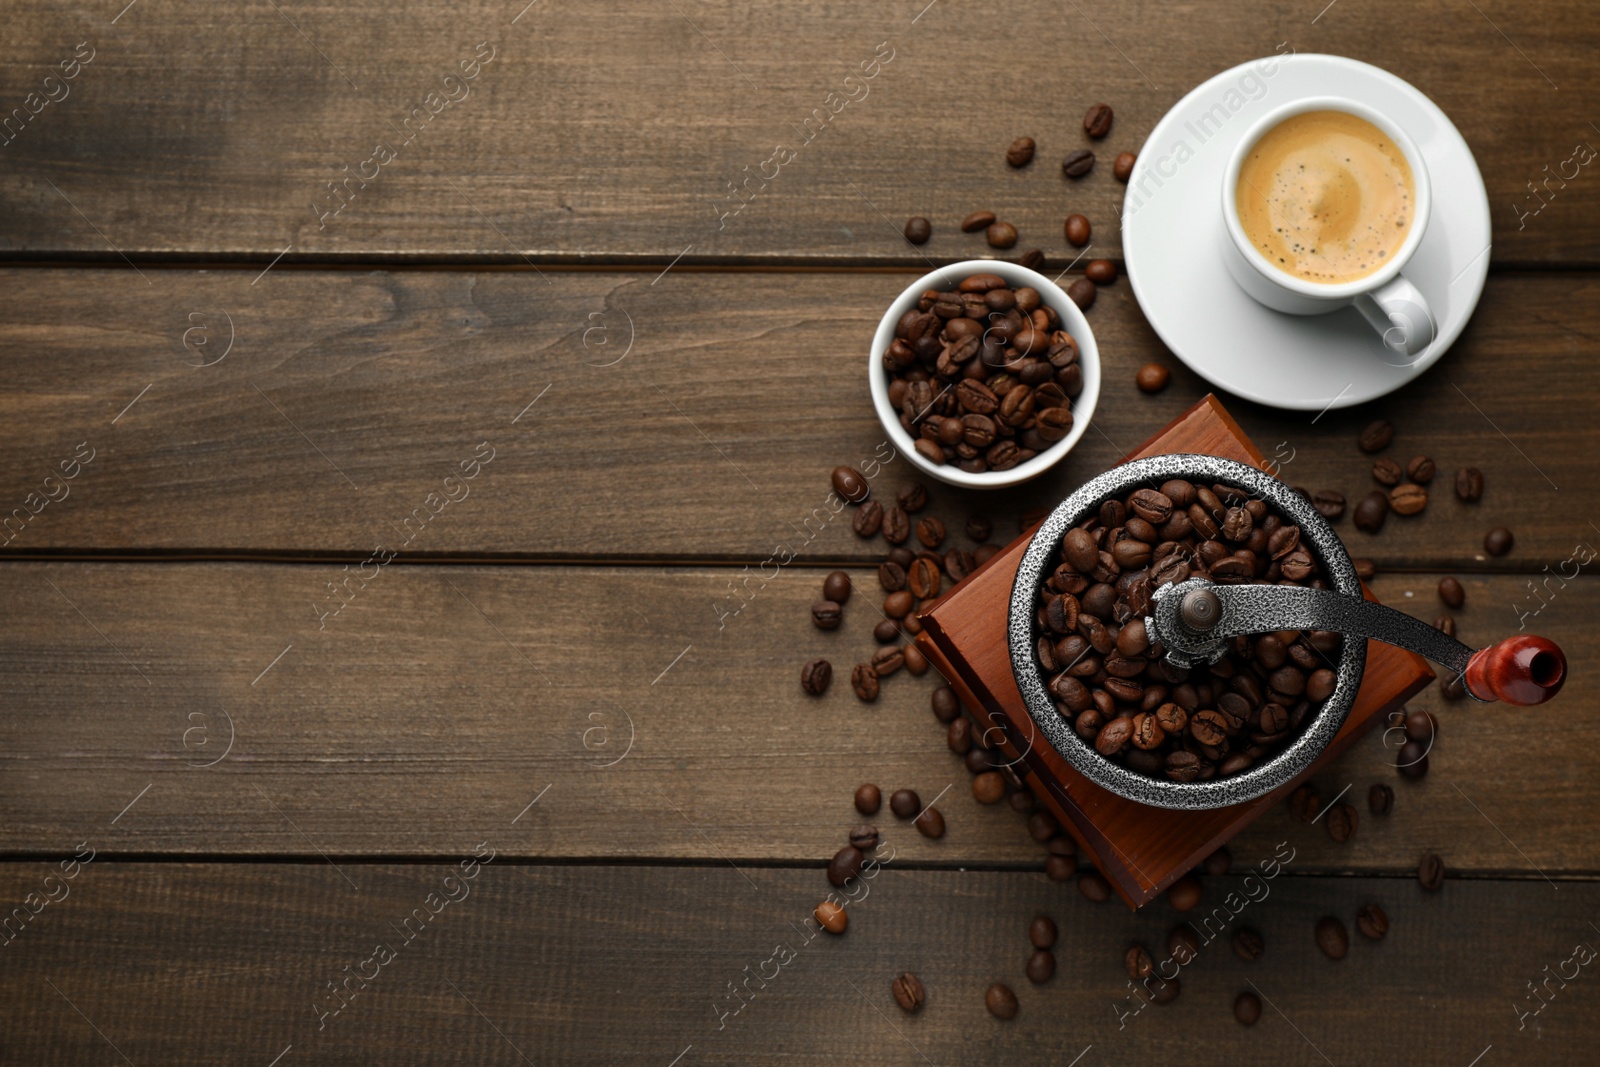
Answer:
[{"left": 868, "top": 259, "right": 1100, "bottom": 490}]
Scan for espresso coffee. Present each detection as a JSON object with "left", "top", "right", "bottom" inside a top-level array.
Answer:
[{"left": 1236, "top": 110, "right": 1414, "bottom": 285}]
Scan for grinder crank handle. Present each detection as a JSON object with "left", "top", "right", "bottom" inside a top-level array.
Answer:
[{"left": 1147, "top": 579, "right": 1566, "bottom": 706}]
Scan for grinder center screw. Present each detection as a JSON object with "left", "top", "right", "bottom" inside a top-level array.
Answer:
[{"left": 1179, "top": 587, "right": 1222, "bottom": 632}]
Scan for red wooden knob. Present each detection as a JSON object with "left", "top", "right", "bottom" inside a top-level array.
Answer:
[{"left": 1464, "top": 635, "right": 1566, "bottom": 705}]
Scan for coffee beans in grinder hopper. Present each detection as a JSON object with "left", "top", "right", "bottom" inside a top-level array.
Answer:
[{"left": 885, "top": 272, "right": 1082, "bottom": 473}]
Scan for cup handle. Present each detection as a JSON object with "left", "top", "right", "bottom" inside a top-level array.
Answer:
[{"left": 1355, "top": 275, "right": 1435, "bottom": 358}]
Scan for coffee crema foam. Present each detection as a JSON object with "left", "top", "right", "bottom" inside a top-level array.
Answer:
[{"left": 1236, "top": 110, "right": 1414, "bottom": 285}]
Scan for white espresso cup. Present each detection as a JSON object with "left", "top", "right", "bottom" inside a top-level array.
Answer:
[{"left": 1220, "top": 96, "right": 1435, "bottom": 358}]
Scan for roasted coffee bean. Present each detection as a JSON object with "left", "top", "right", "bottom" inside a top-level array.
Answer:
[
  {"left": 931, "top": 686, "right": 960, "bottom": 722},
  {"left": 1315, "top": 916, "right": 1349, "bottom": 960},
  {"left": 1354, "top": 491, "right": 1389, "bottom": 534},
  {"left": 1062, "top": 527, "right": 1099, "bottom": 572},
  {"left": 1095, "top": 716, "right": 1133, "bottom": 756},
  {"left": 1233, "top": 927, "right": 1264, "bottom": 962},
  {"left": 1136, "top": 363, "right": 1170, "bottom": 393},
  {"left": 1113, "top": 151, "right": 1136, "bottom": 181},
  {"left": 801, "top": 659, "right": 832, "bottom": 695},
  {"left": 1358, "top": 419, "right": 1394, "bottom": 454},
  {"left": 904, "top": 216, "right": 932, "bottom": 245},
  {"left": 814, "top": 900, "right": 847, "bottom": 934},
  {"left": 903, "top": 642, "right": 928, "bottom": 676},
  {"left": 823, "top": 571, "right": 852, "bottom": 603},
  {"left": 907, "top": 557, "right": 941, "bottom": 600},
  {"left": 972, "top": 771, "right": 1005, "bottom": 804},
  {"left": 947, "top": 717, "right": 974, "bottom": 755},
  {"left": 832, "top": 466, "right": 870, "bottom": 503},
  {"left": 897, "top": 481, "right": 929, "bottom": 513},
  {"left": 913, "top": 439, "right": 945, "bottom": 466},
  {"left": 890, "top": 971, "right": 926, "bottom": 1014},
  {"left": 1028, "top": 811, "right": 1060, "bottom": 842},
  {"left": 850, "top": 663, "right": 880, "bottom": 702},
  {"left": 1062, "top": 149, "right": 1095, "bottom": 177},
  {"left": 1167, "top": 874, "right": 1203, "bottom": 912},
  {"left": 1290, "top": 784, "right": 1322, "bottom": 822},
  {"left": 849, "top": 825, "right": 879, "bottom": 851},
  {"left": 855, "top": 783, "right": 881, "bottom": 815},
  {"left": 915, "top": 517, "right": 946, "bottom": 549},
  {"left": 1031, "top": 915, "right": 1058, "bottom": 950},
  {"left": 878, "top": 560, "right": 907, "bottom": 593},
  {"left": 884, "top": 590, "right": 914, "bottom": 619},
  {"left": 1368, "top": 782, "right": 1394, "bottom": 816},
  {"left": 1313, "top": 490, "right": 1346, "bottom": 520},
  {"left": 985, "top": 982, "right": 1019, "bottom": 1020},
  {"left": 890, "top": 788, "right": 921, "bottom": 819},
  {"left": 827, "top": 845, "right": 864, "bottom": 887},
  {"left": 1043, "top": 854, "right": 1073, "bottom": 882},
  {"left": 986, "top": 221, "right": 1018, "bottom": 249},
  {"left": 1017, "top": 248, "right": 1046, "bottom": 271},
  {"left": 1438, "top": 576, "right": 1465, "bottom": 608},
  {"left": 1390, "top": 483, "right": 1428, "bottom": 516},
  {"left": 853, "top": 500, "right": 884, "bottom": 537},
  {"left": 811, "top": 600, "right": 843, "bottom": 630},
  {"left": 1083, "top": 259, "right": 1116, "bottom": 286},
  {"left": 1418, "top": 853, "right": 1446, "bottom": 890},
  {"left": 1026, "top": 949, "right": 1056, "bottom": 984},
  {"left": 1407, "top": 455, "right": 1436, "bottom": 483},
  {"left": 873, "top": 619, "right": 902, "bottom": 645},
  {"left": 1006, "top": 136, "right": 1036, "bottom": 167},
  {"left": 1234, "top": 990, "right": 1262, "bottom": 1026},
  {"left": 1083, "top": 103, "right": 1113, "bottom": 138},
  {"left": 1485, "top": 527, "right": 1514, "bottom": 556},
  {"left": 882, "top": 505, "right": 911, "bottom": 544},
  {"left": 871, "top": 645, "right": 905, "bottom": 677},
  {"left": 1325, "top": 801, "right": 1358, "bottom": 843},
  {"left": 1168, "top": 924, "right": 1201, "bottom": 965},
  {"left": 1354, "top": 557, "right": 1377, "bottom": 580},
  {"left": 1372, "top": 457, "right": 1403, "bottom": 486},
  {"left": 1009, "top": 789, "right": 1035, "bottom": 814},
  {"left": 1404, "top": 709, "right": 1436, "bottom": 743},
  {"left": 1396, "top": 737, "right": 1430, "bottom": 778},
  {"left": 1148, "top": 975, "right": 1181, "bottom": 1005},
  {"left": 914, "top": 806, "right": 945, "bottom": 838},
  {"left": 1063, "top": 213, "right": 1090, "bottom": 246},
  {"left": 964, "top": 515, "right": 993, "bottom": 543},
  {"left": 961, "top": 210, "right": 997, "bottom": 233},
  {"left": 1124, "top": 944, "right": 1154, "bottom": 980},
  {"left": 1455, "top": 467, "right": 1484, "bottom": 502},
  {"left": 1356, "top": 902, "right": 1389, "bottom": 941},
  {"left": 1078, "top": 872, "right": 1113, "bottom": 902},
  {"left": 1067, "top": 277, "right": 1096, "bottom": 309}
]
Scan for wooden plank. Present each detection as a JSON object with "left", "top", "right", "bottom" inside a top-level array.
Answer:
[
  {"left": 0, "top": 268, "right": 1594, "bottom": 566},
  {"left": 0, "top": 862, "right": 1593, "bottom": 1064},
  {"left": 0, "top": 1, "right": 1596, "bottom": 265},
  {"left": 0, "top": 560, "right": 1590, "bottom": 875}
]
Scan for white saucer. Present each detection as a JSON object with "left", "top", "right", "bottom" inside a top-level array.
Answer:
[{"left": 1122, "top": 53, "right": 1491, "bottom": 411}]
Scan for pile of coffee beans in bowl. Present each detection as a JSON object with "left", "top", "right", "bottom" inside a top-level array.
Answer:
[
  {"left": 1032, "top": 479, "right": 1342, "bottom": 782},
  {"left": 884, "top": 271, "right": 1083, "bottom": 475}
]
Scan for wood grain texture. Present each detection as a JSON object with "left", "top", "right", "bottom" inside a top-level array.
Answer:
[
  {"left": 0, "top": 862, "right": 1593, "bottom": 1064},
  {"left": 0, "top": 267, "right": 1594, "bottom": 566},
  {"left": 0, "top": 1, "right": 1596, "bottom": 265},
  {"left": 0, "top": 560, "right": 1589, "bottom": 874}
]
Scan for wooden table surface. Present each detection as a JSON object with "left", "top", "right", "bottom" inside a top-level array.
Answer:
[{"left": 2, "top": 2, "right": 1596, "bottom": 1063}]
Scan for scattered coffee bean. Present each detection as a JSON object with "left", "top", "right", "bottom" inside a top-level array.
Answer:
[
  {"left": 890, "top": 788, "right": 921, "bottom": 819},
  {"left": 985, "top": 982, "right": 1019, "bottom": 1020},
  {"left": 1083, "top": 102, "right": 1113, "bottom": 138},
  {"left": 814, "top": 900, "right": 847, "bottom": 934},
  {"left": 947, "top": 717, "right": 973, "bottom": 755},
  {"left": 1397, "top": 738, "right": 1429, "bottom": 778},
  {"left": 871, "top": 645, "right": 905, "bottom": 677},
  {"left": 1125, "top": 944, "right": 1154, "bottom": 980},
  {"left": 811, "top": 600, "right": 843, "bottom": 630},
  {"left": 1407, "top": 455, "right": 1436, "bottom": 483},
  {"left": 823, "top": 571, "right": 852, "bottom": 603},
  {"left": 1168, "top": 924, "right": 1201, "bottom": 965},
  {"left": 1028, "top": 810, "right": 1058, "bottom": 843},
  {"left": 1234, "top": 990, "right": 1262, "bottom": 1026},
  {"left": 891, "top": 972, "right": 925, "bottom": 1013},
  {"left": 878, "top": 561, "right": 906, "bottom": 593},
  {"left": 1313, "top": 490, "right": 1346, "bottom": 520},
  {"left": 1354, "top": 557, "right": 1378, "bottom": 580},
  {"left": 1031, "top": 915, "right": 1058, "bottom": 950},
  {"left": 1315, "top": 915, "right": 1349, "bottom": 960},
  {"left": 1148, "top": 975, "right": 1181, "bottom": 1004},
  {"left": 1369, "top": 782, "right": 1394, "bottom": 816},
  {"left": 966, "top": 515, "right": 993, "bottom": 542},
  {"left": 1026, "top": 949, "right": 1056, "bottom": 983},
  {"left": 904, "top": 216, "right": 932, "bottom": 245},
  {"left": 1045, "top": 855, "right": 1074, "bottom": 882},
  {"left": 1418, "top": 853, "right": 1446, "bottom": 890},
  {"left": 1062, "top": 149, "right": 1095, "bottom": 177},
  {"left": 1203, "top": 847, "right": 1233, "bottom": 877},
  {"left": 1078, "top": 872, "right": 1112, "bottom": 902},
  {"left": 1063, "top": 213, "right": 1091, "bottom": 246},
  {"left": 1136, "top": 363, "right": 1170, "bottom": 393},
  {"left": 915, "top": 806, "right": 946, "bottom": 838},
  {"left": 1325, "top": 801, "right": 1358, "bottom": 843},
  {"left": 1113, "top": 151, "right": 1137, "bottom": 182},
  {"left": 853, "top": 500, "right": 883, "bottom": 537},
  {"left": 1356, "top": 902, "right": 1389, "bottom": 940},
  {"left": 1438, "top": 576, "right": 1464, "bottom": 608},
  {"left": 1009, "top": 790, "right": 1034, "bottom": 814},
  {"left": 855, "top": 783, "right": 882, "bottom": 815},
  {"left": 1436, "top": 613, "right": 1455, "bottom": 637},
  {"left": 849, "top": 825, "right": 879, "bottom": 851},
  {"left": 832, "top": 466, "right": 869, "bottom": 503},
  {"left": 1167, "top": 874, "right": 1202, "bottom": 911},
  {"left": 1233, "top": 927, "right": 1264, "bottom": 962},
  {"left": 1358, "top": 419, "right": 1394, "bottom": 453},
  {"left": 931, "top": 686, "right": 960, "bottom": 722},
  {"left": 1455, "top": 467, "right": 1484, "bottom": 502},
  {"left": 1006, "top": 136, "right": 1036, "bottom": 167},
  {"left": 1086, "top": 259, "right": 1117, "bottom": 285},
  {"left": 1404, "top": 709, "right": 1437, "bottom": 742},
  {"left": 827, "top": 845, "right": 865, "bottom": 887},
  {"left": 903, "top": 643, "right": 928, "bottom": 675},
  {"left": 884, "top": 590, "right": 914, "bottom": 619},
  {"left": 801, "top": 659, "right": 832, "bottom": 695},
  {"left": 851, "top": 663, "right": 880, "bottom": 702},
  {"left": 1484, "top": 527, "right": 1514, "bottom": 556},
  {"left": 961, "top": 210, "right": 997, "bottom": 233},
  {"left": 916, "top": 517, "right": 946, "bottom": 549},
  {"left": 986, "top": 221, "right": 1018, "bottom": 249},
  {"left": 972, "top": 771, "right": 1005, "bottom": 804},
  {"left": 1390, "top": 483, "right": 1428, "bottom": 516},
  {"left": 1354, "top": 490, "right": 1389, "bottom": 533},
  {"left": 1067, "top": 277, "right": 1096, "bottom": 309},
  {"left": 1290, "top": 784, "right": 1322, "bottom": 822},
  {"left": 882, "top": 505, "right": 910, "bottom": 544},
  {"left": 1017, "top": 248, "right": 1046, "bottom": 271},
  {"left": 873, "top": 619, "right": 901, "bottom": 644},
  {"left": 1372, "top": 457, "right": 1403, "bottom": 486}
]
